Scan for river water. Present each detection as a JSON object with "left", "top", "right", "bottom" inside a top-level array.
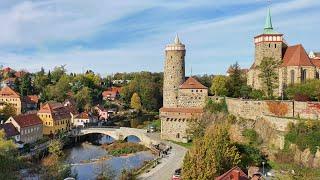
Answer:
[{"left": 64, "top": 135, "right": 156, "bottom": 180}]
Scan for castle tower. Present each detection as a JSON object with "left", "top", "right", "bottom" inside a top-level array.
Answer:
[
  {"left": 163, "top": 35, "right": 186, "bottom": 108},
  {"left": 254, "top": 8, "right": 286, "bottom": 67}
]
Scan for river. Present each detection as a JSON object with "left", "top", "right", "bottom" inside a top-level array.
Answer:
[{"left": 64, "top": 135, "right": 156, "bottom": 179}]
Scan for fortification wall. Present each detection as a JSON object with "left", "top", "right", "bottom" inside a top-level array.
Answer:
[{"left": 224, "top": 97, "right": 320, "bottom": 121}]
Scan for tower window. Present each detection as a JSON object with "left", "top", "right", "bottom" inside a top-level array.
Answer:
[
  {"left": 275, "top": 44, "right": 277, "bottom": 48},
  {"left": 269, "top": 44, "right": 271, "bottom": 48}
]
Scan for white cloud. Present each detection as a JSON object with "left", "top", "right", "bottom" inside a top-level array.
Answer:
[{"left": 0, "top": 0, "right": 319, "bottom": 75}]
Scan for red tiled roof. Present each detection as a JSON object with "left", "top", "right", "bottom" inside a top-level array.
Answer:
[
  {"left": 179, "top": 77, "right": 207, "bottom": 89},
  {"left": 311, "top": 59, "right": 320, "bottom": 68},
  {"left": 0, "top": 86, "right": 20, "bottom": 98},
  {"left": 0, "top": 123, "right": 19, "bottom": 137},
  {"left": 215, "top": 166, "right": 249, "bottom": 180},
  {"left": 25, "top": 95, "right": 39, "bottom": 104},
  {"left": 160, "top": 107, "right": 204, "bottom": 113},
  {"left": 102, "top": 87, "right": 121, "bottom": 98},
  {"left": 282, "top": 44, "right": 314, "bottom": 67},
  {"left": 12, "top": 114, "right": 42, "bottom": 128},
  {"left": 75, "top": 112, "right": 89, "bottom": 119}
]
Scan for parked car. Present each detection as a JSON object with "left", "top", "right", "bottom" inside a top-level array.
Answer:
[{"left": 172, "top": 168, "right": 181, "bottom": 180}]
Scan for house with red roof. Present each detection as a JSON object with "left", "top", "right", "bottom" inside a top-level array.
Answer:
[
  {"left": 73, "top": 112, "right": 97, "bottom": 127},
  {"left": 247, "top": 8, "right": 320, "bottom": 96},
  {"left": 38, "top": 102, "right": 72, "bottom": 135},
  {"left": 102, "top": 87, "right": 121, "bottom": 101},
  {"left": 23, "top": 95, "right": 39, "bottom": 110},
  {"left": 6, "top": 114, "right": 43, "bottom": 144},
  {"left": 215, "top": 167, "right": 249, "bottom": 180},
  {"left": 94, "top": 105, "right": 109, "bottom": 120}
]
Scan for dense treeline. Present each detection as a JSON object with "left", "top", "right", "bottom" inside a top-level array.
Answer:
[{"left": 120, "top": 72, "right": 163, "bottom": 111}]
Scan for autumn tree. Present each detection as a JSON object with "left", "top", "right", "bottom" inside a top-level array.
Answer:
[
  {"left": 258, "top": 57, "right": 279, "bottom": 98},
  {"left": 182, "top": 123, "right": 241, "bottom": 179},
  {"left": 131, "top": 93, "right": 142, "bottom": 111},
  {"left": 210, "top": 75, "right": 228, "bottom": 96},
  {"left": 42, "top": 139, "right": 75, "bottom": 179}
]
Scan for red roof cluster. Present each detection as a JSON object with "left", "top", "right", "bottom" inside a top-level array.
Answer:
[
  {"left": 12, "top": 114, "right": 42, "bottom": 128},
  {"left": 75, "top": 112, "right": 89, "bottom": 119},
  {"left": 179, "top": 77, "right": 207, "bottom": 89}
]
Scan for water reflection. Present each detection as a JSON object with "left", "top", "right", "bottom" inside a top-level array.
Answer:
[{"left": 64, "top": 134, "right": 155, "bottom": 180}]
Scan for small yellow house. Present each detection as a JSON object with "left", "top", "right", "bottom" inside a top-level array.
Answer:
[{"left": 38, "top": 102, "right": 71, "bottom": 135}]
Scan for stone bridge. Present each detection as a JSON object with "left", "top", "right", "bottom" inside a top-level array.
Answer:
[{"left": 75, "top": 127, "right": 160, "bottom": 148}]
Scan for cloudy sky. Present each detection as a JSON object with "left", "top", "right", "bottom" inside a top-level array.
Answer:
[{"left": 0, "top": 0, "right": 319, "bottom": 76}]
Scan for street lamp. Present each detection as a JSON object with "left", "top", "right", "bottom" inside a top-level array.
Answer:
[{"left": 262, "top": 161, "right": 265, "bottom": 176}]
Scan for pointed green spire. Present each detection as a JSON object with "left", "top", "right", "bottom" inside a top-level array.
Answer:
[{"left": 263, "top": 8, "right": 277, "bottom": 34}]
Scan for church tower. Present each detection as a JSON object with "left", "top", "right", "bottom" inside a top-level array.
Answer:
[
  {"left": 163, "top": 35, "right": 186, "bottom": 108},
  {"left": 248, "top": 8, "right": 287, "bottom": 89},
  {"left": 254, "top": 8, "right": 286, "bottom": 67}
]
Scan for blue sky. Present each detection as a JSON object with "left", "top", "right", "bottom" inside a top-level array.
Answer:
[{"left": 0, "top": 0, "right": 320, "bottom": 76}]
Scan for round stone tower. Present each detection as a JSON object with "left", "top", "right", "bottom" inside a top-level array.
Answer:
[{"left": 163, "top": 35, "right": 186, "bottom": 108}]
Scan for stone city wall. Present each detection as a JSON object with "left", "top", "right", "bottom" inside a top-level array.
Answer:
[{"left": 223, "top": 97, "right": 320, "bottom": 121}]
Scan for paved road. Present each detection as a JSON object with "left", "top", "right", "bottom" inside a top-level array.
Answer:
[{"left": 138, "top": 136, "right": 188, "bottom": 180}]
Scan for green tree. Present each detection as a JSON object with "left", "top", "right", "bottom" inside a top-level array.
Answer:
[
  {"left": 51, "top": 65, "right": 66, "bottom": 83},
  {"left": 182, "top": 124, "right": 241, "bottom": 179},
  {"left": 74, "top": 87, "right": 92, "bottom": 112},
  {"left": 0, "top": 130, "right": 21, "bottom": 179},
  {"left": 19, "top": 73, "right": 32, "bottom": 96},
  {"left": 285, "top": 80, "right": 320, "bottom": 101},
  {"left": 0, "top": 104, "right": 16, "bottom": 120},
  {"left": 210, "top": 75, "right": 228, "bottom": 96},
  {"left": 258, "top": 57, "right": 279, "bottom": 98},
  {"left": 131, "top": 93, "right": 142, "bottom": 110},
  {"left": 226, "top": 62, "right": 246, "bottom": 98}
]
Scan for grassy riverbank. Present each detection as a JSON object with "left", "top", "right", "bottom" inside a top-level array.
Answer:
[{"left": 102, "top": 141, "right": 148, "bottom": 156}]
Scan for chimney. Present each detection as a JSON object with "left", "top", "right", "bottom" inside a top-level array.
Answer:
[{"left": 231, "top": 170, "right": 240, "bottom": 180}]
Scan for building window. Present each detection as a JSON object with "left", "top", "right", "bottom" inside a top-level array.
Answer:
[
  {"left": 316, "top": 71, "right": 319, "bottom": 79},
  {"left": 269, "top": 44, "right": 271, "bottom": 48},
  {"left": 290, "top": 70, "right": 295, "bottom": 84},
  {"left": 275, "top": 44, "right": 277, "bottom": 48},
  {"left": 176, "top": 133, "right": 180, "bottom": 139},
  {"left": 301, "top": 69, "right": 307, "bottom": 83}
]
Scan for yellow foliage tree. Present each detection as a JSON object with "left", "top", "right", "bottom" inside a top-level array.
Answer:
[
  {"left": 182, "top": 123, "right": 241, "bottom": 179},
  {"left": 130, "top": 93, "right": 142, "bottom": 110}
]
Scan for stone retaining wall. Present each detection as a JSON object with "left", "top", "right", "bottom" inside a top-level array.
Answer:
[{"left": 221, "top": 97, "right": 320, "bottom": 120}]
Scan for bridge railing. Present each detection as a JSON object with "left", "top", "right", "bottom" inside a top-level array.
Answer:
[{"left": 84, "top": 125, "right": 120, "bottom": 129}]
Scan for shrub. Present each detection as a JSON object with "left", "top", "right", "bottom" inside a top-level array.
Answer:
[{"left": 205, "top": 98, "right": 228, "bottom": 113}]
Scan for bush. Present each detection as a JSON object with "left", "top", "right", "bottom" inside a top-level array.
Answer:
[
  {"left": 285, "top": 121, "right": 320, "bottom": 154},
  {"left": 243, "top": 129, "right": 258, "bottom": 144},
  {"left": 249, "top": 89, "right": 265, "bottom": 100},
  {"left": 285, "top": 80, "right": 320, "bottom": 101},
  {"left": 205, "top": 98, "right": 228, "bottom": 113},
  {"left": 236, "top": 143, "right": 265, "bottom": 167}
]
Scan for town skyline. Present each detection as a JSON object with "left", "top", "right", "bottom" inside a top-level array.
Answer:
[{"left": 0, "top": 0, "right": 320, "bottom": 75}]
